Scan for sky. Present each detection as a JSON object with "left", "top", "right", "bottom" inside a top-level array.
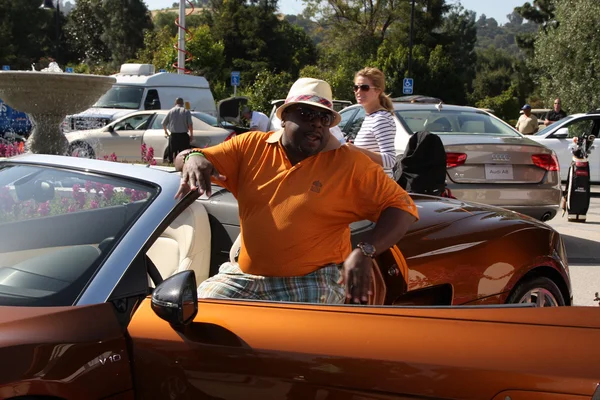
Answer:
[{"left": 141, "top": 0, "right": 527, "bottom": 25}]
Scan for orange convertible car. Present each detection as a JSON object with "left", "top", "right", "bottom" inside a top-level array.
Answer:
[{"left": 0, "top": 155, "right": 598, "bottom": 400}]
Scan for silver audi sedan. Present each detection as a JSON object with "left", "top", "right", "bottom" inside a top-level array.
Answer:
[{"left": 339, "top": 103, "right": 562, "bottom": 221}]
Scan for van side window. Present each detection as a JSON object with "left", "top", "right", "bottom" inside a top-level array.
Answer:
[{"left": 144, "top": 90, "right": 161, "bottom": 110}]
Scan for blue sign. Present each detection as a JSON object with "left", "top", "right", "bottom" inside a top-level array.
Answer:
[
  {"left": 65, "top": 67, "right": 74, "bottom": 73},
  {"left": 159, "top": 69, "right": 166, "bottom": 72},
  {"left": 231, "top": 71, "right": 240, "bottom": 86},
  {"left": 403, "top": 77, "right": 414, "bottom": 95},
  {"left": 2, "top": 65, "right": 9, "bottom": 71}
]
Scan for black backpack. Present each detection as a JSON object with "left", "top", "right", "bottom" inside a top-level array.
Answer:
[{"left": 393, "top": 130, "right": 447, "bottom": 196}]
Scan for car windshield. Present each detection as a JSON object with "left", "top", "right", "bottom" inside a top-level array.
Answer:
[
  {"left": 395, "top": 109, "right": 520, "bottom": 137},
  {"left": 94, "top": 85, "right": 144, "bottom": 109},
  {"left": 193, "top": 112, "right": 219, "bottom": 127},
  {"left": 534, "top": 115, "right": 575, "bottom": 136},
  {"left": 0, "top": 164, "right": 158, "bottom": 307}
]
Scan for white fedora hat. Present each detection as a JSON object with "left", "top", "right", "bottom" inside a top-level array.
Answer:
[{"left": 276, "top": 77, "right": 342, "bottom": 127}]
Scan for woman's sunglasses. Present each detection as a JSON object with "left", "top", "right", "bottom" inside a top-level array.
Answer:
[
  {"left": 294, "top": 106, "right": 334, "bottom": 126},
  {"left": 353, "top": 84, "right": 373, "bottom": 92}
]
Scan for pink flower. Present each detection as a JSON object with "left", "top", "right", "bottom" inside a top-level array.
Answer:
[
  {"left": 90, "top": 200, "right": 99, "bottom": 209},
  {"left": 141, "top": 143, "right": 147, "bottom": 160},
  {"left": 102, "top": 184, "right": 114, "bottom": 201},
  {"left": 38, "top": 201, "right": 50, "bottom": 216},
  {"left": 109, "top": 153, "right": 118, "bottom": 162},
  {"left": 124, "top": 187, "right": 133, "bottom": 197},
  {"left": 67, "top": 204, "right": 77, "bottom": 213},
  {"left": 84, "top": 180, "right": 94, "bottom": 192}
]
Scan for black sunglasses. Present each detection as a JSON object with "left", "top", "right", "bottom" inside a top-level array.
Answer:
[
  {"left": 353, "top": 84, "right": 372, "bottom": 92},
  {"left": 294, "top": 106, "right": 334, "bottom": 126}
]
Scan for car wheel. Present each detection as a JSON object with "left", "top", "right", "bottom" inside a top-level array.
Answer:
[
  {"left": 68, "top": 142, "right": 95, "bottom": 159},
  {"left": 507, "top": 276, "right": 565, "bottom": 307}
]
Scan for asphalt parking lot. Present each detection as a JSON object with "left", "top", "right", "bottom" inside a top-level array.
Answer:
[{"left": 544, "top": 185, "right": 600, "bottom": 306}]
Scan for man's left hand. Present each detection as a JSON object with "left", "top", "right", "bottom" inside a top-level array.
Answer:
[{"left": 339, "top": 249, "right": 373, "bottom": 304}]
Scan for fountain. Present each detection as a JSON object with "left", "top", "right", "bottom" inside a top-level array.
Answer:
[{"left": 0, "top": 64, "right": 115, "bottom": 155}]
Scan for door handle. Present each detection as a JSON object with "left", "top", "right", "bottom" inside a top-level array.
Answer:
[{"left": 129, "top": 135, "right": 137, "bottom": 139}]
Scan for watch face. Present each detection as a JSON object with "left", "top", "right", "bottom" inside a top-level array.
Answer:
[{"left": 359, "top": 242, "right": 376, "bottom": 257}]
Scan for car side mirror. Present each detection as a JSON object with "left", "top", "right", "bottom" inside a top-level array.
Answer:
[
  {"left": 151, "top": 270, "right": 198, "bottom": 326},
  {"left": 107, "top": 125, "right": 115, "bottom": 133},
  {"left": 552, "top": 127, "right": 569, "bottom": 139}
]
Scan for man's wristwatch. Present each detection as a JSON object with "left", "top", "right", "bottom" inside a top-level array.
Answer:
[{"left": 356, "top": 242, "right": 376, "bottom": 258}]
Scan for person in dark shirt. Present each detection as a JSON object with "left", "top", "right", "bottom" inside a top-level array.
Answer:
[{"left": 544, "top": 98, "right": 567, "bottom": 126}]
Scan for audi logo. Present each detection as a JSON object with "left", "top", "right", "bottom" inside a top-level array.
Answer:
[{"left": 491, "top": 153, "right": 511, "bottom": 161}]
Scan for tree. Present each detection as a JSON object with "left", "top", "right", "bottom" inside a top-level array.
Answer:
[
  {"left": 0, "top": 0, "right": 62, "bottom": 69},
  {"left": 514, "top": 0, "right": 555, "bottom": 54},
  {"left": 64, "top": 0, "right": 110, "bottom": 65},
  {"left": 207, "top": 0, "right": 316, "bottom": 86},
  {"left": 533, "top": 0, "right": 600, "bottom": 112},
  {"left": 101, "top": 0, "right": 154, "bottom": 67}
]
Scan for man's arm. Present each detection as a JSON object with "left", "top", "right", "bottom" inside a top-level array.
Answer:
[
  {"left": 162, "top": 112, "right": 171, "bottom": 137},
  {"left": 341, "top": 207, "right": 416, "bottom": 303}
]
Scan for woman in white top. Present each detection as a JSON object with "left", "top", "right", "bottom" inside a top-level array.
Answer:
[{"left": 351, "top": 67, "right": 397, "bottom": 178}]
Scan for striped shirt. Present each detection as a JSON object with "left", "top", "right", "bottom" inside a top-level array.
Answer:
[{"left": 354, "top": 110, "right": 397, "bottom": 177}]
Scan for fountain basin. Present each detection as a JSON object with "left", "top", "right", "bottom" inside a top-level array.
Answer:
[
  {"left": 0, "top": 71, "right": 115, "bottom": 115},
  {"left": 0, "top": 71, "right": 116, "bottom": 155}
]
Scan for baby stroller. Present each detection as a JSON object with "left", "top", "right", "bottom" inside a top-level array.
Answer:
[{"left": 393, "top": 130, "right": 455, "bottom": 198}]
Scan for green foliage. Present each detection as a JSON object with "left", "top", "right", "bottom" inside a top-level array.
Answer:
[
  {"left": 0, "top": 0, "right": 62, "bottom": 69},
  {"left": 100, "top": 0, "right": 154, "bottom": 67},
  {"left": 64, "top": 0, "right": 110, "bottom": 64},
  {"left": 136, "top": 25, "right": 225, "bottom": 84},
  {"left": 533, "top": 0, "right": 600, "bottom": 113},
  {"left": 476, "top": 85, "right": 520, "bottom": 121},
  {"left": 240, "top": 70, "right": 295, "bottom": 113},
  {"left": 475, "top": 12, "right": 538, "bottom": 56}
]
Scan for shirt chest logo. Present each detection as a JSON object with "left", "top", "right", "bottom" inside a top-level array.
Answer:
[{"left": 310, "top": 180, "right": 323, "bottom": 193}]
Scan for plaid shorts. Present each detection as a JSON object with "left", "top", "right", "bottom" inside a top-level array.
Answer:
[{"left": 197, "top": 262, "right": 345, "bottom": 304}]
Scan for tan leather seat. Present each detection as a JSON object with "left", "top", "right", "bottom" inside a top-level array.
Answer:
[{"left": 147, "top": 201, "right": 211, "bottom": 284}]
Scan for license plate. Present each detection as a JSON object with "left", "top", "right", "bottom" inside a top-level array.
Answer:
[{"left": 485, "top": 164, "right": 514, "bottom": 180}]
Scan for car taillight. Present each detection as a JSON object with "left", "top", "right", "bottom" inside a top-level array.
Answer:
[
  {"left": 446, "top": 152, "right": 467, "bottom": 168},
  {"left": 531, "top": 153, "right": 559, "bottom": 171},
  {"left": 224, "top": 131, "right": 236, "bottom": 141}
]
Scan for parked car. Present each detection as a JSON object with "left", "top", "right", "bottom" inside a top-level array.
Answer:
[
  {"left": 0, "top": 154, "right": 593, "bottom": 399},
  {"left": 193, "top": 110, "right": 249, "bottom": 135},
  {"left": 339, "top": 103, "right": 563, "bottom": 221},
  {"left": 0, "top": 97, "right": 32, "bottom": 139},
  {"left": 62, "top": 63, "right": 217, "bottom": 132},
  {"left": 528, "top": 112, "right": 599, "bottom": 182},
  {"left": 66, "top": 109, "right": 236, "bottom": 163}
]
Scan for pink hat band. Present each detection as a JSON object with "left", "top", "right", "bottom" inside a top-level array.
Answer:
[{"left": 285, "top": 94, "right": 332, "bottom": 110}]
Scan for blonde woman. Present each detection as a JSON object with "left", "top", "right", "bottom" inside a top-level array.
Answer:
[{"left": 351, "top": 67, "right": 397, "bottom": 178}]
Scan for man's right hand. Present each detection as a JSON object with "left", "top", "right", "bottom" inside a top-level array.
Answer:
[{"left": 176, "top": 155, "right": 226, "bottom": 199}]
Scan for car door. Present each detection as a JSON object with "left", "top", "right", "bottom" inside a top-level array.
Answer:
[
  {"left": 142, "top": 113, "right": 169, "bottom": 164},
  {"left": 127, "top": 292, "right": 600, "bottom": 399},
  {"left": 102, "top": 113, "right": 154, "bottom": 161},
  {"left": 543, "top": 117, "right": 596, "bottom": 181}
]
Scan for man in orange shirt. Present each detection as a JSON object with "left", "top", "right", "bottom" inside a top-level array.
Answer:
[{"left": 175, "top": 78, "right": 418, "bottom": 304}]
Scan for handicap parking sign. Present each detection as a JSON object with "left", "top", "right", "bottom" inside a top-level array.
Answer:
[
  {"left": 231, "top": 71, "right": 240, "bottom": 86},
  {"left": 65, "top": 67, "right": 74, "bottom": 73},
  {"left": 2, "top": 65, "right": 9, "bottom": 71},
  {"left": 403, "top": 78, "right": 414, "bottom": 95}
]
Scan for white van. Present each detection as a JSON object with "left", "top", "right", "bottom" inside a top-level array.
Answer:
[{"left": 63, "top": 64, "right": 217, "bottom": 132}]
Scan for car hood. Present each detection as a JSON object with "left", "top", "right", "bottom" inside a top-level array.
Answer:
[
  {"left": 71, "top": 108, "right": 134, "bottom": 121},
  {"left": 406, "top": 194, "right": 550, "bottom": 234},
  {"left": 65, "top": 128, "right": 103, "bottom": 142}
]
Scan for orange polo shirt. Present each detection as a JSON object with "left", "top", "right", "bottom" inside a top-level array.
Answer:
[{"left": 200, "top": 130, "right": 419, "bottom": 276}]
